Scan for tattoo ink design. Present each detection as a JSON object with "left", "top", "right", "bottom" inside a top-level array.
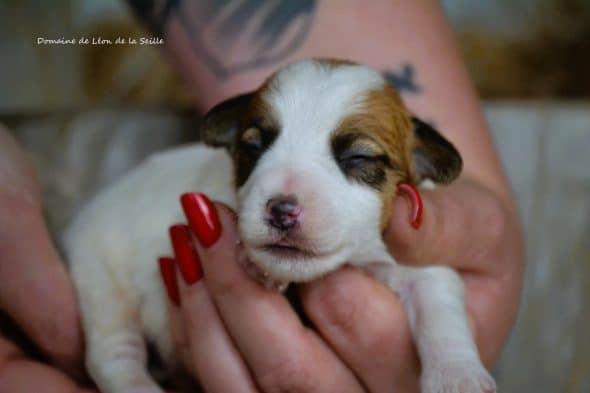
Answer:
[
  {"left": 127, "top": 0, "right": 179, "bottom": 36},
  {"left": 127, "top": 0, "right": 420, "bottom": 92},
  {"left": 129, "top": 0, "right": 317, "bottom": 79},
  {"left": 383, "top": 63, "right": 422, "bottom": 93}
]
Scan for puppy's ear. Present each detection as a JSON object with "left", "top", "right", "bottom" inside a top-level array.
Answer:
[
  {"left": 201, "top": 93, "right": 253, "bottom": 150},
  {"left": 411, "top": 117, "right": 462, "bottom": 184}
]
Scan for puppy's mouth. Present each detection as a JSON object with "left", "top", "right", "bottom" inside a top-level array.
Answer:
[{"left": 262, "top": 241, "right": 316, "bottom": 260}]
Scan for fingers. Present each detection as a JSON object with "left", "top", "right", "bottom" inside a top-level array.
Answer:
[
  {"left": 180, "top": 281, "right": 256, "bottom": 393},
  {"left": 0, "top": 130, "right": 83, "bottom": 368},
  {"left": 386, "top": 179, "right": 514, "bottom": 272},
  {"left": 301, "top": 268, "right": 421, "bottom": 393},
  {"left": 164, "top": 228, "right": 257, "bottom": 393},
  {"left": 179, "top": 193, "right": 364, "bottom": 393},
  {"left": 0, "top": 337, "right": 95, "bottom": 393}
]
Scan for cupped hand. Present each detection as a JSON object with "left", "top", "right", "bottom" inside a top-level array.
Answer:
[
  {"left": 162, "top": 194, "right": 364, "bottom": 392},
  {"left": 300, "top": 178, "right": 524, "bottom": 392},
  {"left": 162, "top": 177, "right": 523, "bottom": 392}
]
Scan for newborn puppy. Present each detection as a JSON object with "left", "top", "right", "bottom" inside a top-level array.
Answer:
[{"left": 64, "top": 59, "right": 495, "bottom": 393}]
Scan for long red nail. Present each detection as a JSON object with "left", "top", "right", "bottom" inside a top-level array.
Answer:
[
  {"left": 181, "top": 193, "right": 222, "bottom": 248},
  {"left": 397, "top": 183, "right": 423, "bottom": 229},
  {"left": 158, "top": 257, "right": 180, "bottom": 306},
  {"left": 169, "top": 224, "right": 202, "bottom": 284}
]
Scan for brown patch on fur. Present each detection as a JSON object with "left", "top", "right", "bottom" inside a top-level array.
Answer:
[
  {"left": 240, "top": 127, "right": 261, "bottom": 144},
  {"left": 316, "top": 58, "right": 356, "bottom": 68},
  {"left": 244, "top": 83, "right": 278, "bottom": 130},
  {"left": 334, "top": 84, "right": 416, "bottom": 230},
  {"left": 231, "top": 85, "right": 281, "bottom": 187}
]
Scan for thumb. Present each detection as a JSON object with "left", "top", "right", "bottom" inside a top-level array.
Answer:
[{"left": 384, "top": 179, "right": 510, "bottom": 272}]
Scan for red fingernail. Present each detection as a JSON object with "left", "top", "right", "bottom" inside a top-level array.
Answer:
[
  {"left": 158, "top": 257, "right": 180, "bottom": 306},
  {"left": 397, "top": 183, "right": 423, "bottom": 229},
  {"left": 169, "top": 224, "right": 202, "bottom": 284},
  {"left": 181, "top": 193, "right": 222, "bottom": 248}
]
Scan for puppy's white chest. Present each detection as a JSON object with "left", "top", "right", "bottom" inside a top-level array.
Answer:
[{"left": 63, "top": 144, "right": 235, "bottom": 375}]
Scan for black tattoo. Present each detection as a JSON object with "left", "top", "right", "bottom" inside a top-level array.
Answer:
[
  {"left": 128, "top": 0, "right": 317, "bottom": 79},
  {"left": 383, "top": 64, "right": 422, "bottom": 93},
  {"left": 126, "top": 0, "right": 178, "bottom": 36}
]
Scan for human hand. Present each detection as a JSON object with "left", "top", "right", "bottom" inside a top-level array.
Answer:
[
  {"left": 0, "top": 129, "right": 88, "bottom": 392},
  {"left": 160, "top": 193, "right": 365, "bottom": 392},
  {"left": 160, "top": 177, "right": 523, "bottom": 392},
  {"left": 299, "top": 178, "right": 524, "bottom": 392}
]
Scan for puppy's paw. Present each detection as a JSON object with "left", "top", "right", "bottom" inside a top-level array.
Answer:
[{"left": 421, "top": 361, "right": 496, "bottom": 393}]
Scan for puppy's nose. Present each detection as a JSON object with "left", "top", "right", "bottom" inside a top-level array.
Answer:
[{"left": 266, "top": 195, "right": 302, "bottom": 231}]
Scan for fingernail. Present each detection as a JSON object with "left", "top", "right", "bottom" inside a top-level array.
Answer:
[
  {"left": 397, "top": 183, "right": 423, "bottom": 229},
  {"left": 181, "top": 193, "right": 222, "bottom": 248},
  {"left": 169, "top": 224, "right": 202, "bottom": 285},
  {"left": 158, "top": 257, "right": 180, "bottom": 306}
]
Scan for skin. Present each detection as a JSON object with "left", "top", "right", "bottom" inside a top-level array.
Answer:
[
  {"left": 0, "top": 0, "right": 523, "bottom": 392},
  {"left": 0, "top": 128, "right": 92, "bottom": 392}
]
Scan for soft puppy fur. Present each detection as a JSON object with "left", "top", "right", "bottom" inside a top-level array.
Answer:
[{"left": 64, "top": 59, "right": 495, "bottom": 393}]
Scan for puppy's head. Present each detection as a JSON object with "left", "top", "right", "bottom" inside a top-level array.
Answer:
[{"left": 201, "top": 59, "right": 461, "bottom": 282}]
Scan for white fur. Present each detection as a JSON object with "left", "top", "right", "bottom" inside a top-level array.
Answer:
[
  {"left": 64, "top": 145, "right": 235, "bottom": 393},
  {"left": 65, "top": 59, "right": 495, "bottom": 393},
  {"left": 238, "top": 60, "right": 389, "bottom": 281}
]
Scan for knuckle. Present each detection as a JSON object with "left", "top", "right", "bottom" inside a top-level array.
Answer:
[
  {"left": 305, "top": 272, "right": 359, "bottom": 334},
  {"left": 0, "top": 339, "right": 21, "bottom": 375},
  {"left": 209, "top": 274, "right": 244, "bottom": 300},
  {"left": 257, "top": 353, "right": 319, "bottom": 393},
  {"left": 362, "top": 316, "right": 399, "bottom": 357},
  {"left": 35, "top": 315, "right": 81, "bottom": 363}
]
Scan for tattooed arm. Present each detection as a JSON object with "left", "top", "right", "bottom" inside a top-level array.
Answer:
[
  {"left": 128, "top": 0, "right": 509, "bottom": 196},
  {"left": 127, "top": 1, "right": 523, "bottom": 391}
]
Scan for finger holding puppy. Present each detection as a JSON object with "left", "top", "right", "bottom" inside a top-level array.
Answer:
[
  {"left": 387, "top": 178, "right": 524, "bottom": 365},
  {"left": 0, "top": 336, "right": 95, "bottom": 393},
  {"left": 300, "top": 268, "right": 421, "bottom": 393},
  {"left": 300, "top": 178, "right": 522, "bottom": 393},
  {"left": 178, "top": 193, "right": 364, "bottom": 393},
  {"left": 161, "top": 230, "right": 256, "bottom": 393},
  {"left": 386, "top": 178, "right": 519, "bottom": 274}
]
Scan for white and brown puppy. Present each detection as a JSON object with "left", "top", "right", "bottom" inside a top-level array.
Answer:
[{"left": 64, "top": 59, "right": 496, "bottom": 393}]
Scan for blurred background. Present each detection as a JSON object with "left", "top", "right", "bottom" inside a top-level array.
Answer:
[{"left": 1, "top": 1, "right": 589, "bottom": 392}]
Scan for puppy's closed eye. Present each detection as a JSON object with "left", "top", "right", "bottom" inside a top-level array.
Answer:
[
  {"left": 337, "top": 148, "right": 389, "bottom": 167},
  {"left": 332, "top": 132, "right": 393, "bottom": 189}
]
